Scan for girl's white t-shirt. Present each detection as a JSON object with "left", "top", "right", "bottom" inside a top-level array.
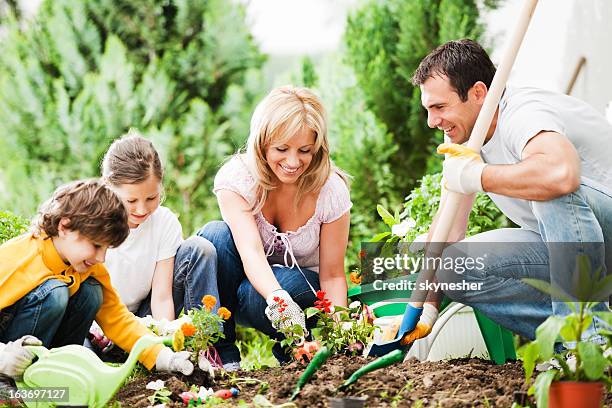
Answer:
[{"left": 105, "top": 206, "right": 183, "bottom": 313}]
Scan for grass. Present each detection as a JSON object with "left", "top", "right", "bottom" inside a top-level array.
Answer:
[{"left": 235, "top": 326, "right": 277, "bottom": 370}]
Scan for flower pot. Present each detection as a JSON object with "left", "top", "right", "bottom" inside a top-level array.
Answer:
[{"left": 549, "top": 381, "right": 604, "bottom": 408}]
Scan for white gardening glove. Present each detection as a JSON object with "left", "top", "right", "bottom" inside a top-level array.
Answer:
[
  {"left": 0, "top": 336, "right": 42, "bottom": 380},
  {"left": 438, "top": 143, "right": 487, "bottom": 194},
  {"left": 400, "top": 303, "right": 439, "bottom": 346},
  {"left": 155, "top": 347, "right": 194, "bottom": 375},
  {"left": 265, "top": 289, "right": 308, "bottom": 341}
]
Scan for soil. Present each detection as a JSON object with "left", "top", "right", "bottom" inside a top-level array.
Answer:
[{"left": 111, "top": 355, "right": 612, "bottom": 407}]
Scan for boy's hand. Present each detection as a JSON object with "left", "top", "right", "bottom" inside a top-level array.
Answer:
[
  {"left": 155, "top": 347, "right": 194, "bottom": 375},
  {"left": 0, "top": 335, "right": 42, "bottom": 380}
]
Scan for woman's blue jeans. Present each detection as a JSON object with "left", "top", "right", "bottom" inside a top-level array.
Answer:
[
  {"left": 197, "top": 221, "right": 320, "bottom": 365},
  {"left": 0, "top": 277, "right": 102, "bottom": 347},
  {"left": 438, "top": 180, "right": 612, "bottom": 341},
  {"left": 135, "top": 235, "right": 220, "bottom": 318}
]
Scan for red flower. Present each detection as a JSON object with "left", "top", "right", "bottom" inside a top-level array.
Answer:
[
  {"left": 314, "top": 291, "right": 332, "bottom": 313},
  {"left": 359, "top": 249, "right": 367, "bottom": 259}
]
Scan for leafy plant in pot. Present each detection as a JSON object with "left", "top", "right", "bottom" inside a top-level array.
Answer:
[{"left": 520, "top": 255, "right": 612, "bottom": 408}]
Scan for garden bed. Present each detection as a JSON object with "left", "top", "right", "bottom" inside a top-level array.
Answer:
[{"left": 111, "top": 355, "right": 612, "bottom": 407}]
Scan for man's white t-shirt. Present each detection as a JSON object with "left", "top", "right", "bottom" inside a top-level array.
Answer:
[
  {"left": 105, "top": 206, "right": 183, "bottom": 313},
  {"left": 480, "top": 87, "right": 612, "bottom": 232}
]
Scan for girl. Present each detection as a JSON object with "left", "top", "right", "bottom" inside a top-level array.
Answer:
[
  {"left": 100, "top": 131, "right": 219, "bottom": 320},
  {"left": 198, "top": 85, "right": 352, "bottom": 369}
]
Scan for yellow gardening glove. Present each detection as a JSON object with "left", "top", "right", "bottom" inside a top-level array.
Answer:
[
  {"left": 437, "top": 143, "right": 487, "bottom": 194},
  {"left": 400, "top": 322, "right": 432, "bottom": 345},
  {"left": 399, "top": 303, "right": 438, "bottom": 346}
]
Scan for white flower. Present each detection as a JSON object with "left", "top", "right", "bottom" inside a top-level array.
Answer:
[
  {"left": 392, "top": 218, "right": 416, "bottom": 238},
  {"left": 146, "top": 380, "right": 165, "bottom": 391},
  {"left": 197, "top": 387, "right": 214, "bottom": 400},
  {"left": 348, "top": 300, "right": 361, "bottom": 310}
]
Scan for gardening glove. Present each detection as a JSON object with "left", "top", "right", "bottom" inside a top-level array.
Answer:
[
  {"left": 0, "top": 336, "right": 42, "bottom": 380},
  {"left": 437, "top": 143, "right": 487, "bottom": 194},
  {"left": 265, "top": 289, "right": 308, "bottom": 342},
  {"left": 155, "top": 347, "right": 194, "bottom": 375},
  {"left": 400, "top": 303, "right": 439, "bottom": 346}
]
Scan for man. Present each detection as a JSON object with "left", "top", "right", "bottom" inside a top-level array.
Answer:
[{"left": 401, "top": 39, "right": 612, "bottom": 345}]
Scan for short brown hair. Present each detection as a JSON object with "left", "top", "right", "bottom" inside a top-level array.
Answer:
[
  {"left": 101, "top": 129, "right": 163, "bottom": 185},
  {"left": 411, "top": 39, "right": 496, "bottom": 101},
  {"left": 33, "top": 179, "right": 129, "bottom": 247}
]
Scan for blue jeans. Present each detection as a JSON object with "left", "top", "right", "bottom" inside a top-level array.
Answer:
[
  {"left": 135, "top": 236, "right": 220, "bottom": 318},
  {"left": 197, "top": 221, "right": 320, "bottom": 364},
  {"left": 439, "top": 181, "right": 612, "bottom": 341},
  {"left": 0, "top": 278, "right": 102, "bottom": 347}
]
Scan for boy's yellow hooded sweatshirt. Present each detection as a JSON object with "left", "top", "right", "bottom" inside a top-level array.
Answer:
[{"left": 0, "top": 233, "right": 162, "bottom": 369}]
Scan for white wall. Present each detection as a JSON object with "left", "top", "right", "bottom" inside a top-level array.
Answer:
[{"left": 485, "top": 0, "right": 612, "bottom": 115}]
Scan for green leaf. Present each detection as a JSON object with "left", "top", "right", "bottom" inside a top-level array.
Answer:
[
  {"left": 522, "top": 278, "right": 573, "bottom": 302},
  {"left": 591, "top": 274, "right": 612, "bottom": 301},
  {"left": 520, "top": 342, "right": 540, "bottom": 382},
  {"left": 371, "top": 232, "right": 392, "bottom": 242},
  {"left": 377, "top": 204, "right": 396, "bottom": 227},
  {"left": 305, "top": 307, "right": 320, "bottom": 319},
  {"left": 533, "top": 370, "right": 557, "bottom": 408},
  {"left": 535, "top": 316, "right": 565, "bottom": 360},
  {"left": 578, "top": 342, "right": 606, "bottom": 381},
  {"left": 594, "top": 311, "right": 612, "bottom": 328}
]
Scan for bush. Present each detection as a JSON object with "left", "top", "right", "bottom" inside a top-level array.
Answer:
[
  {"left": 0, "top": 0, "right": 265, "bottom": 232},
  {"left": 0, "top": 210, "right": 29, "bottom": 244}
]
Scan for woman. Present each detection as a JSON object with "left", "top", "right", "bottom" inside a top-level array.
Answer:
[{"left": 199, "top": 85, "right": 351, "bottom": 370}]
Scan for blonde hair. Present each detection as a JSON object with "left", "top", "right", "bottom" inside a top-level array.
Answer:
[{"left": 245, "top": 85, "right": 343, "bottom": 212}]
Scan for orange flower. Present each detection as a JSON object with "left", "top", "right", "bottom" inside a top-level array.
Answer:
[
  {"left": 350, "top": 271, "right": 362, "bottom": 285},
  {"left": 217, "top": 307, "right": 231, "bottom": 320},
  {"left": 202, "top": 295, "right": 217, "bottom": 311},
  {"left": 180, "top": 322, "right": 197, "bottom": 337}
]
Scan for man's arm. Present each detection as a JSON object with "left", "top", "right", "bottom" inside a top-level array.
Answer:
[{"left": 481, "top": 131, "right": 580, "bottom": 200}]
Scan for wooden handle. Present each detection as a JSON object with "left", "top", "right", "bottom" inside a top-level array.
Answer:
[{"left": 411, "top": 0, "right": 540, "bottom": 305}]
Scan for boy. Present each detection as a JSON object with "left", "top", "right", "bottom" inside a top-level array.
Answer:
[{"left": 0, "top": 179, "right": 193, "bottom": 385}]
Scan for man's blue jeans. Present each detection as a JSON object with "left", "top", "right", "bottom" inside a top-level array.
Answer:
[
  {"left": 439, "top": 180, "right": 612, "bottom": 341},
  {"left": 135, "top": 235, "right": 220, "bottom": 317},
  {"left": 197, "top": 221, "right": 320, "bottom": 365},
  {"left": 0, "top": 277, "right": 102, "bottom": 347}
]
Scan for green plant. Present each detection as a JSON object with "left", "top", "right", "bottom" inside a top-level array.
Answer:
[
  {"left": 186, "top": 300, "right": 228, "bottom": 355},
  {"left": 235, "top": 327, "right": 277, "bottom": 370},
  {"left": 372, "top": 172, "right": 508, "bottom": 244},
  {"left": 0, "top": 210, "right": 29, "bottom": 244},
  {"left": 304, "top": 293, "right": 375, "bottom": 355},
  {"left": 148, "top": 387, "right": 172, "bottom": 405},
  {"left": 520, "top": 256, "right": 612, "bottom": 407}
]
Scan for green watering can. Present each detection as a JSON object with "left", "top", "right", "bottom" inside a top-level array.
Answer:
[{"left": 16, "top": 335, "right": 170, "bottom": 408}]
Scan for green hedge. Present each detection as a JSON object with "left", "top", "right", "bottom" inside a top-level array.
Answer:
[{"left": 0, "top": 211, "right": 29, "bottom": 244}]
